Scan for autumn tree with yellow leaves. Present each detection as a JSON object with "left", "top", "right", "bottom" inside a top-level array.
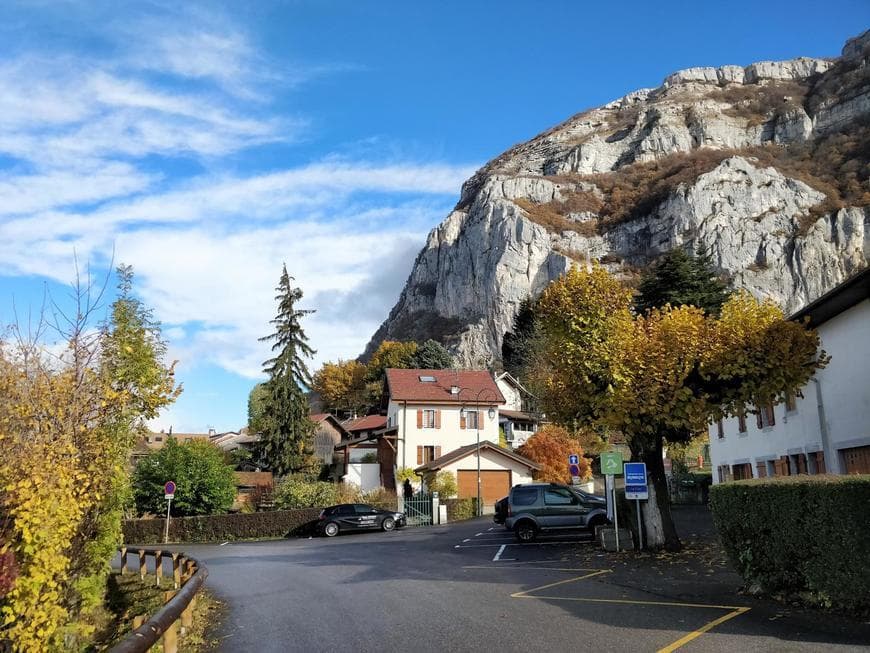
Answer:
[
  {"left": 528, "top": 266, "right": 826, "bottom": 551},
  {"left": 0, "top": 265, "right": 179, "bottom": 651}
]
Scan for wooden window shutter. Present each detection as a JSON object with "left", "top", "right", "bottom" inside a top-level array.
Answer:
[
  {"left": 417, "top": 446, "right": 423, "bottom": 465},
  {"left": 435, "top": 446, "right": 442, "bottom": 459},
  {"left": 755, "top": 407, "right": 763, "bottom": 430},
  {"left": 460, "top": 413, "right": 466, "bottom": 429},
  {"left": 417, "top": 409, "right": 423, "bottom": 429},
  {"left": 435, "top": 410, "right": 441, "bottom": 429},
  {"left": 479, "top": 411, "right": 485, "bottom": 428}
]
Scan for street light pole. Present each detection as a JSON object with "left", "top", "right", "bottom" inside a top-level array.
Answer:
[{"left": 472, "top": 387, "right": 498, "bottom": 517}]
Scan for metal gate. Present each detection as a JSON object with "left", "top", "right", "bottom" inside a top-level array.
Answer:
[{"left": 403, "top": 493, "right": 433, "bottom": 527}]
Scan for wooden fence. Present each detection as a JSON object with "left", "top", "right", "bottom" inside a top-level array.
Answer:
[{"left": 109, "top": 547, "right": 208, "bottom": 653}]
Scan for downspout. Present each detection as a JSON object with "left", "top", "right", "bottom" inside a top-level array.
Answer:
[{"left": 811, "top": 378, "right": 834, "bottom": 473}]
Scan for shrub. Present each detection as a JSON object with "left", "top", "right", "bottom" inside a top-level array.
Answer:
[
  {"left": 710, "top": 475, "right": 870, "bottom": 614},
  {"left": 133, "top": 439, "right": 237, "bottom": 517},
  {"left": 273, "top": 477, "right": 339, "bottom": 510},
  {"left": 444, "top": 498, "right": 478, "bottom": 521},
  {"left": 360, "top": 488, "right": 398, "bottom": 511},
  {"left": 424, "top": 471, "right": 458, "bottom": 498},
  {"left": 396, "top": 467, "right": 418, "bottom": 484},
  {"left": 122, "top": 508, "right": 322, "bottom": 544}
]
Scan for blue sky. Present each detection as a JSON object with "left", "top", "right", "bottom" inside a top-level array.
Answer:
[{"left": 0, "top": 1, "right": 866, "bottom": 432}]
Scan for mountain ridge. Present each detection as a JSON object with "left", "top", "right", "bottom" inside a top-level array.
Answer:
[{"left": 364, "top": 30, "right": 870, "bottom": 366}]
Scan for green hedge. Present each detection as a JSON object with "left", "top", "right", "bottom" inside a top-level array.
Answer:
[
  {"left": 444, "top": 498, "right": 477, "bottom": 521},
  {"left": 122, "top": 508, "right": 323, "bottom": 544},
  {"left": 710, "top": 475, "right": 870, "bottom": 613}
]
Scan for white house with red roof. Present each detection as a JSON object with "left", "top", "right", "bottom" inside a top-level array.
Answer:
[{"left": 369, "top": 369, "right": 536, "bottom": 507}]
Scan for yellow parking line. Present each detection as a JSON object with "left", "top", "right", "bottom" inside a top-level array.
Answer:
[
  {"left": 463, "top": 565, "right": 605, "bottom": 572},
  {"left": 511, "top": 569, "right": 611, "bottom": 596},
  {"left": 657, "top": 607, "right": 751, "bottom": 652},
  {"left": 512, "top": 594, "right": 745, "bottom": 611}
]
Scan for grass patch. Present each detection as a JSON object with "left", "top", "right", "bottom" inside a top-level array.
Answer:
[{"left": 89, "top": 572, "right": 222, "bottom": 652}]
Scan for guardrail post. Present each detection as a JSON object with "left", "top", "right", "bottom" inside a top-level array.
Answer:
[
  {"left": 120, "top": 547, "right": 127, "bottom": 575},
  {"left": 180, "top": 599, "right": 194, "bottom": 632},
  {"left": 162, "top": 620, "right": 178, "bottom": 653},
  {"left": 138, "top": 549, "right": 147, "bottom": 581},
  {"left": 154, "top": 551, "right": 163, "bottom": 586},
  {"left": 172, "top": 552, "right": 181, "bottom": 589}
]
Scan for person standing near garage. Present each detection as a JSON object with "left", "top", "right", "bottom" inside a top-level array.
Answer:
[{"left": 403, "top": 478, "right": 413, "bottom": 499}]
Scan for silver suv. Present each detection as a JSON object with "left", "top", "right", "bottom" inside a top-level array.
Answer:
[{"left": 504, "top": 483, "right": 608, "bottom": 542}]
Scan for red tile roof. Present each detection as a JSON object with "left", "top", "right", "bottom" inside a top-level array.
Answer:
[
  {"left": 385, "top": 369, "right": 505, "bottom": 404},
  {"left": 345, "top": 414, "right": 388, "bottom": 432}
]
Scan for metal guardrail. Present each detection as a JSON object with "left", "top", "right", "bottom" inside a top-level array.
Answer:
[{"left": 110, "top": 547, "right": 208, "bottom": 653}]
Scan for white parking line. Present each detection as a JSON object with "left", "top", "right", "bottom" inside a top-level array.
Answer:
[
  {"left": 463, "top": 538, "right": 470, "bottom": 542},
  {"left": 493, "top": 545, "right": 506, "bottom": 561},
  {"left": 455, "top": 541, "right": 593, "bottom": 548}
]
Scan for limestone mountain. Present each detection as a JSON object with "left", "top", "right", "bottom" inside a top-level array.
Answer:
[{"left": 365, "top": 30, "right": 870, "bottom": 367}]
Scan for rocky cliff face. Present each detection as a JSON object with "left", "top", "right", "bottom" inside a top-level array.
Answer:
[{"left": 365, "top": 31, "right": 870, "bottom": 366}]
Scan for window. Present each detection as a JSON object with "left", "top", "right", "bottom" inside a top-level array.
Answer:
[
  {"left": 737, "top": 411, "right": 747, "bottom": 434},
  {"left": 544, "top": 487, "right": 576, "bottom": 506},
  {"left": 756, "top": 402, "right": 775, "bottom": 429},
  {"left": 419, "top": 375, "right": 436, "bottom": 382},
  {"left": 416, "top": 445, "right": 440, "bottom": 465},
  {"left": 731, "top": 463, "right": 752, "bottom": 480},
  {"left": 337, "top": 505, "right": 354, "bottom": 515},
  {"left": 464, "top": 410, "right": 479, "bottom": 430},
  {"left": 512, "top": 488, "right": 538, "bottom": 506},
  {"left": 716, "top": 419, "right": 724, "bottom": 439},
  {"left": 784, "top": 391, "right": 797, "bottom": 413},
  {"left": 422, "top": 409, "right": 436, "bottom": 428},
  {"left": 354, "top": 504, "right": 375, "bottom": 514}
]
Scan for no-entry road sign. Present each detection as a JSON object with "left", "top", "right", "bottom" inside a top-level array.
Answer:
[{"left": 164, "top": 480, "right": 176, "bottom": 498}]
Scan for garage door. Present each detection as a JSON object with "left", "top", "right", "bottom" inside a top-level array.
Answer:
[
  {"left": 457, "top": 470, "right": 511, "bottom": 504},
  {"left": 843, "top": 445, "right": 870, "bottom": 474}
]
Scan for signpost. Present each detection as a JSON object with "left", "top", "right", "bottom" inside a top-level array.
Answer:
[
  {"left": 624, "top": 462, "right": 648, "bottom": 550},
  {"left": 568, "top": 454, "right": 581, "bottom": 485},
  {"left": 164, "top": 481, "right": 176, "bottom": 544},
  {"left": 600, "top": 452, "right": 623, "bottom": 550}
]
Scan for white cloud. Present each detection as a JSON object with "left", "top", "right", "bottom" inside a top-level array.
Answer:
[{"left": 0, "top": 8, "right": 476, "bottom": 430}]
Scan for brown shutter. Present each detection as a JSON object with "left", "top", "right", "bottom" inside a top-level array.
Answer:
[
  {"left": 479, "top": 411, "right": 485, "bottom": 429},
  {"left": 417, "top": 409, "right": 423, "bottom": 429},
  {"left": 435, "top": 410, "right": 441, "bottom": 429},
  {"left": 435, "top": 446, "right": 442, "bottom": 459},
  {"left": 755, "top": 407, "right": 763, "bottom": 430},
  {"left": 417, "top": 446, "right": 423, "bottom": 465},
  {"left": 460, "top": 413, "right": 466, "bottom": 429}
]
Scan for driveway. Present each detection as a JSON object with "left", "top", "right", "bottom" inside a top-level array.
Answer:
[{"left": 173, "top": 508, "right": 870, "bottom": 652}]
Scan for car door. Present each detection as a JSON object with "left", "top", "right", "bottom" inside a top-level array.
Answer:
[
  {"left": 542, "top": 487, "right": 586, "bottom": 528},
  {"left": 335, "top": 504, "right": 359, "bottom": 530},
  {"left": 354, "top": 504, "right": 380, "bottom": 530}
]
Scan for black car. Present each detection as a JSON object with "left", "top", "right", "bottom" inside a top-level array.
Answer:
[
  {"left": 493, "top": 496, "right": 508, "bottom": 524},
  {"left": 318, "top": 503, "right": 407, "bottom": 537}
]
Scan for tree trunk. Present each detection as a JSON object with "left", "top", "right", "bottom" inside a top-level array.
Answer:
[{"left": 637, "top": 437, "right": 682, "bottom": 551}]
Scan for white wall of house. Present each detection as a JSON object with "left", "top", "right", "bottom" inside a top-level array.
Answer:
[
  {"left": 387, "top": 400, "right": 500, "bottom": 472},
  {"left": 437, "top": 449, "right": 535, "bottom": 491},
  {"left": 496, "top": 375, "right": 524, "bottom": 411},
  {"left": 710, "top": 299, "right": 870, "bottom": 482},
  {"left": 345, "top": 463, "right": 381, "bottom": 492}
]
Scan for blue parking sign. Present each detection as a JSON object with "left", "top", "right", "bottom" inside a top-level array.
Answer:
[
  {"left": 624, "top": 463, "right": 648, "bottom": 500},
  {"left": 568, "top": 454, "right": 579, "bottom": 465}
]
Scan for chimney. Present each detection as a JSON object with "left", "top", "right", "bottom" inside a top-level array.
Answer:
[{"left": 208, "top": 428, "right": 216, "bottom": 437}]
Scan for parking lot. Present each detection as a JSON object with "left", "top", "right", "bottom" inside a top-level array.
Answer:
[{"left": 173, "top": 510, "right": 870, "bottom": 652}]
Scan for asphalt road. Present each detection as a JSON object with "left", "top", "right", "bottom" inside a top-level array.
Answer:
[{"left": 172, "top": 514, "right": 870, "bottom": 653}]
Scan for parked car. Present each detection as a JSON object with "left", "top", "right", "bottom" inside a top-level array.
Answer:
[
  {"left": 493, "top": 496, "right": 508, "bottom": 525},
  {"left": 503, "top": 483, "right": 608, "bottom": 542},
  {"left": 317, "top": 503, "right": 407, "bottom": 537}
]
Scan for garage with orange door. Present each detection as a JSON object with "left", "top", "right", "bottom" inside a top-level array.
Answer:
[{"left": 457, "top": 470, "right": 510, "bottom": 504}]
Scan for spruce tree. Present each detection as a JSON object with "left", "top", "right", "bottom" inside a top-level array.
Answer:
[
  {"left": 502, "top": 298, "right": 538, "bottom": 377},
  {"left": 257, "top": 265, "right": 318, "bottom": 476},
  {"left": 411, "top": 339, "right": 454, "bottom": 369},
  {"left": 634, "top": 248, "right": 731, "bottom": 316}
]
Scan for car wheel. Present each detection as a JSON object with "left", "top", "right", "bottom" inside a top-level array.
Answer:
[
  {"left": 381, "top": 517, "right": 396, "bottom": 532},
  {"left": 324, "top": 522, "right": 339, "bottom": 537},
  {"left": 515, "top": 520, "right": 537, "bottom": 542}
]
